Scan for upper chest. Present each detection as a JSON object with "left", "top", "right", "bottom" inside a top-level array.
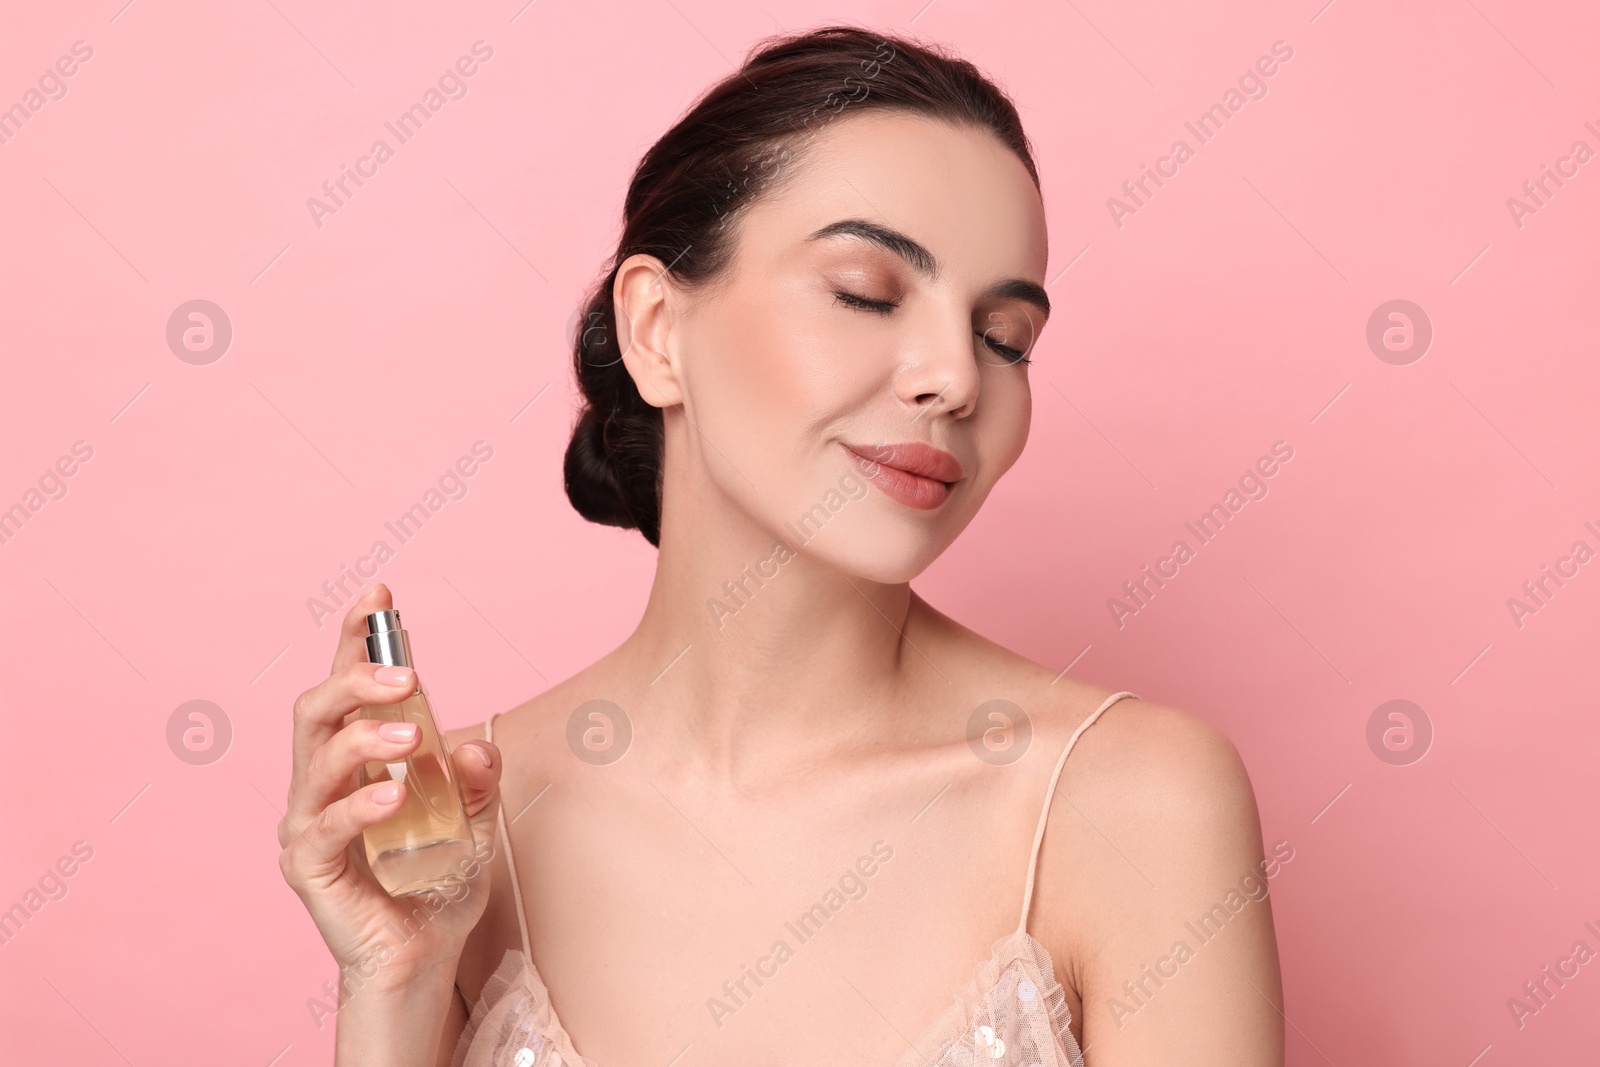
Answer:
[{"left": 460, "top": 744, "right": 1103, "bottom": 1066}]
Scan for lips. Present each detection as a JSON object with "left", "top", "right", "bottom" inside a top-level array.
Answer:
[
  {"left": 846, "top": 442, "right": 965, "bottom": 482},
  {"left": 843, "top": 441, "right": 965, "bottom": 510}
]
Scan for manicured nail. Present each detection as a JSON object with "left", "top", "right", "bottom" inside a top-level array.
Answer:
[
  {"left": 467, "top": 743, "right": 493, "bottom": 769},
  {"left": 373, "top": 782, "right": 402, "bottom": 804},
  {"left": 375, "top": 666, "right": 413, "bottom": 687},
  {"left": 379, "top": 722, "right": 418, "bottom": 743}
]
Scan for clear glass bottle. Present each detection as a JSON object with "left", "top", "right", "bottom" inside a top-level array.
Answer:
[{"left": 358, "top": 608, "right": 475, "bottom": 896}]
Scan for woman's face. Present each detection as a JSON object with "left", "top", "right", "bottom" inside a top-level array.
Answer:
[{"left": 629, "top": 110, "right": 1050, "bottom": 584}]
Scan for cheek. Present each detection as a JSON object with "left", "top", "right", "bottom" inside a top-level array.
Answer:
[
  {"left": 992, "top": 369, "right": 1030, "bottom": 447},
  {"left": 678, "top": 301, "right": 828, "bottom": 508},
  {"left": 703, "top": 330, "right": 797, "bottom": 455},
  {"left": 695, "top": 285, "right": 875, "bottom": 439},
  {"left": 979, "top": 372, "right": 1031, "bottom": 473},
  {"left": 1013, "top": 381, "right": 1032, "bottom": 454}
]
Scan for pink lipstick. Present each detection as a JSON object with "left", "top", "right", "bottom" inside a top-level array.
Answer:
[{"left": 843, "top": 441, "right": 964, "bottom": 510}]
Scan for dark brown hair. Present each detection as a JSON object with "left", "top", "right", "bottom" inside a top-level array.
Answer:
[{"left": 562, "top": 24, "right": 1040, "bottom": 546}]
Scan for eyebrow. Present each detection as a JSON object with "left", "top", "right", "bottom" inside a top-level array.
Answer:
[{"left": 806, "top": 218, "right": 1051, "bottom": 321}]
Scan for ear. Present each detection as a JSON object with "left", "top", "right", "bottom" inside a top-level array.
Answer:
[{"left": 613, "top": 252, "right": 685, "bottom": 409}]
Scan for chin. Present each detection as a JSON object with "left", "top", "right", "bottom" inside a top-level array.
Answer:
[{"left": 801, "top": 516, "right": 963, "bottom": 586}]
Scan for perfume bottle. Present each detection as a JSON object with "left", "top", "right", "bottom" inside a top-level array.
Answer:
[{"left": 358, "top": 609, "right": 475, "bottom": 897}]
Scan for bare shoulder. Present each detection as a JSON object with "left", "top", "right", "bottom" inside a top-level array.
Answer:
[
  {"left": 1030, "top": 690, "right": 1285, "bottom": 1063},
  {"left": 924, "top": 605, "right": 1255, "bottom": 819},
  {"left": 1034, "top": 690, "right": 1267, "bottom": 922},
  {"left": 1051, "top": 692, "right": 1256, "bottom": 820},
  {"left": 915, "top": 603, "right": 1260, "bottom": 843}
]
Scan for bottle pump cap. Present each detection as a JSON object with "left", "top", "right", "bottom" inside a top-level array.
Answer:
[{"left": 365, "top": 609, "right": 413, "bottom": 668}]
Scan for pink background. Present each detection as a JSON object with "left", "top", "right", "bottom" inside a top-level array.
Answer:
[{"left": 2, "top": 1, "right": 1597, "bottom": 1064}]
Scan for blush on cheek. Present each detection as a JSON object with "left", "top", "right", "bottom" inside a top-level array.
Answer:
[
  {"left": 722, "top": 297, "right": 859, "bottom": 430},
  {"left": 976, "top": 375, "right": 1031, "bottom": 476}
]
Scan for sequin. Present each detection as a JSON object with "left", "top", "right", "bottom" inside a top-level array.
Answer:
[{"left": 975, "top": 1025, "right": 1005, "bottom": 1058}]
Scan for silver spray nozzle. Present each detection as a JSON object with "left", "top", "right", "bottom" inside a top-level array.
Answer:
[{"left": 365, "top": 609, "right": 413, "bottom": 668}]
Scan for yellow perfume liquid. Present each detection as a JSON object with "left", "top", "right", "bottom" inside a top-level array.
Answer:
[{"left": 358, "top": 609, "right": 475, "bottom": 897}]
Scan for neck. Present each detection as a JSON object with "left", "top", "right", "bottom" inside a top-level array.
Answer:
[{"left": 613, "top": 484, "right": 937, "bottom": 778}]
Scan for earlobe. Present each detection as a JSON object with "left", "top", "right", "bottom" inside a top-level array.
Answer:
[{"left": 614, "top": 253, "right": 684, "bottom": 409}]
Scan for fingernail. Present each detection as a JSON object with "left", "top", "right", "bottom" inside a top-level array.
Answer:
[
  {"left": 375, "top": 666, "right": 413, "bottom": 687},
  {"left": 379, "top": 722, "right": 418, "bottom": 743},
  {"left": 468, "top": 743, "right": 493, "bottom": 769},
  {"left": 373, "top": 782, "right": 402, "bottom": 804}
]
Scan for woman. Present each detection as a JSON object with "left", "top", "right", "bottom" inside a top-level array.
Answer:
[{"left": 279, "top": 25, "right": 1285, "bottom": 1067}]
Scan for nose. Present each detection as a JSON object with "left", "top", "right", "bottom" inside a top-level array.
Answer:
[{"left": 893, "top": 318, "right": 981, "bottom": 421}]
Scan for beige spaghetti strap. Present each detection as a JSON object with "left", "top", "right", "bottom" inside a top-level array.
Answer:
[
  {"left": 1014, "top": 690, "right": 1139, "bottom": 934},
  {"left": 485, "top": 712, "right": 534, "bottom": 959}
]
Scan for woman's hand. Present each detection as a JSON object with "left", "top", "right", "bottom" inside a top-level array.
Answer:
[{"left": 278, "top": 583, "right": 503, "bottom": 991}]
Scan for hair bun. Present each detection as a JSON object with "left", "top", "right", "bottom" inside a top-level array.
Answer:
[{"left": 563, "top": 405, "right": 629, "bottom": 527}]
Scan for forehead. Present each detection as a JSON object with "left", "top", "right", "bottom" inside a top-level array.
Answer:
[{"left": 739, "top": 110, "right": 1048, "bottom": 283}]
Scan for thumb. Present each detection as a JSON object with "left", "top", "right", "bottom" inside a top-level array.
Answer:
[{"left": 452, "top": 739, "right": 502, "bottom": 862}]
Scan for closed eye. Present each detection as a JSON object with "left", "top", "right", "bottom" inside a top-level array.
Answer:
[
  {"left": 833, "top": 289, "right": 898, "bottom": 313},
  {"left": 983, "top": 337, "right": 1030, "bottom": 364},
  {"left": 833, "top": 289, "right": 1032, "bottom": 365}
]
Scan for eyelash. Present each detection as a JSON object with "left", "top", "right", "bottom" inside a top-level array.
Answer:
[{"left": 832, "top": 290, "right": 1032, "bottom": 365}]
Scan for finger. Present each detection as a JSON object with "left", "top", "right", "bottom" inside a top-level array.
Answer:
[
  {"left": 286, "top": 717, "right": 425, "bottom": 836},
  {"left": 281, "top": 778, "right": 407, "bottom": 890},
  {"left": 453, "top": 741, "right": 501, "bottom": 814},
  {"left": 330, "top": 583, "right": 393, "bottom": 677},
  {"left": 451, "top": 741, "right": 504, "bottom": 858},
  {"left": 292, "top": 659, "right": 420, "bottom": 773}
]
